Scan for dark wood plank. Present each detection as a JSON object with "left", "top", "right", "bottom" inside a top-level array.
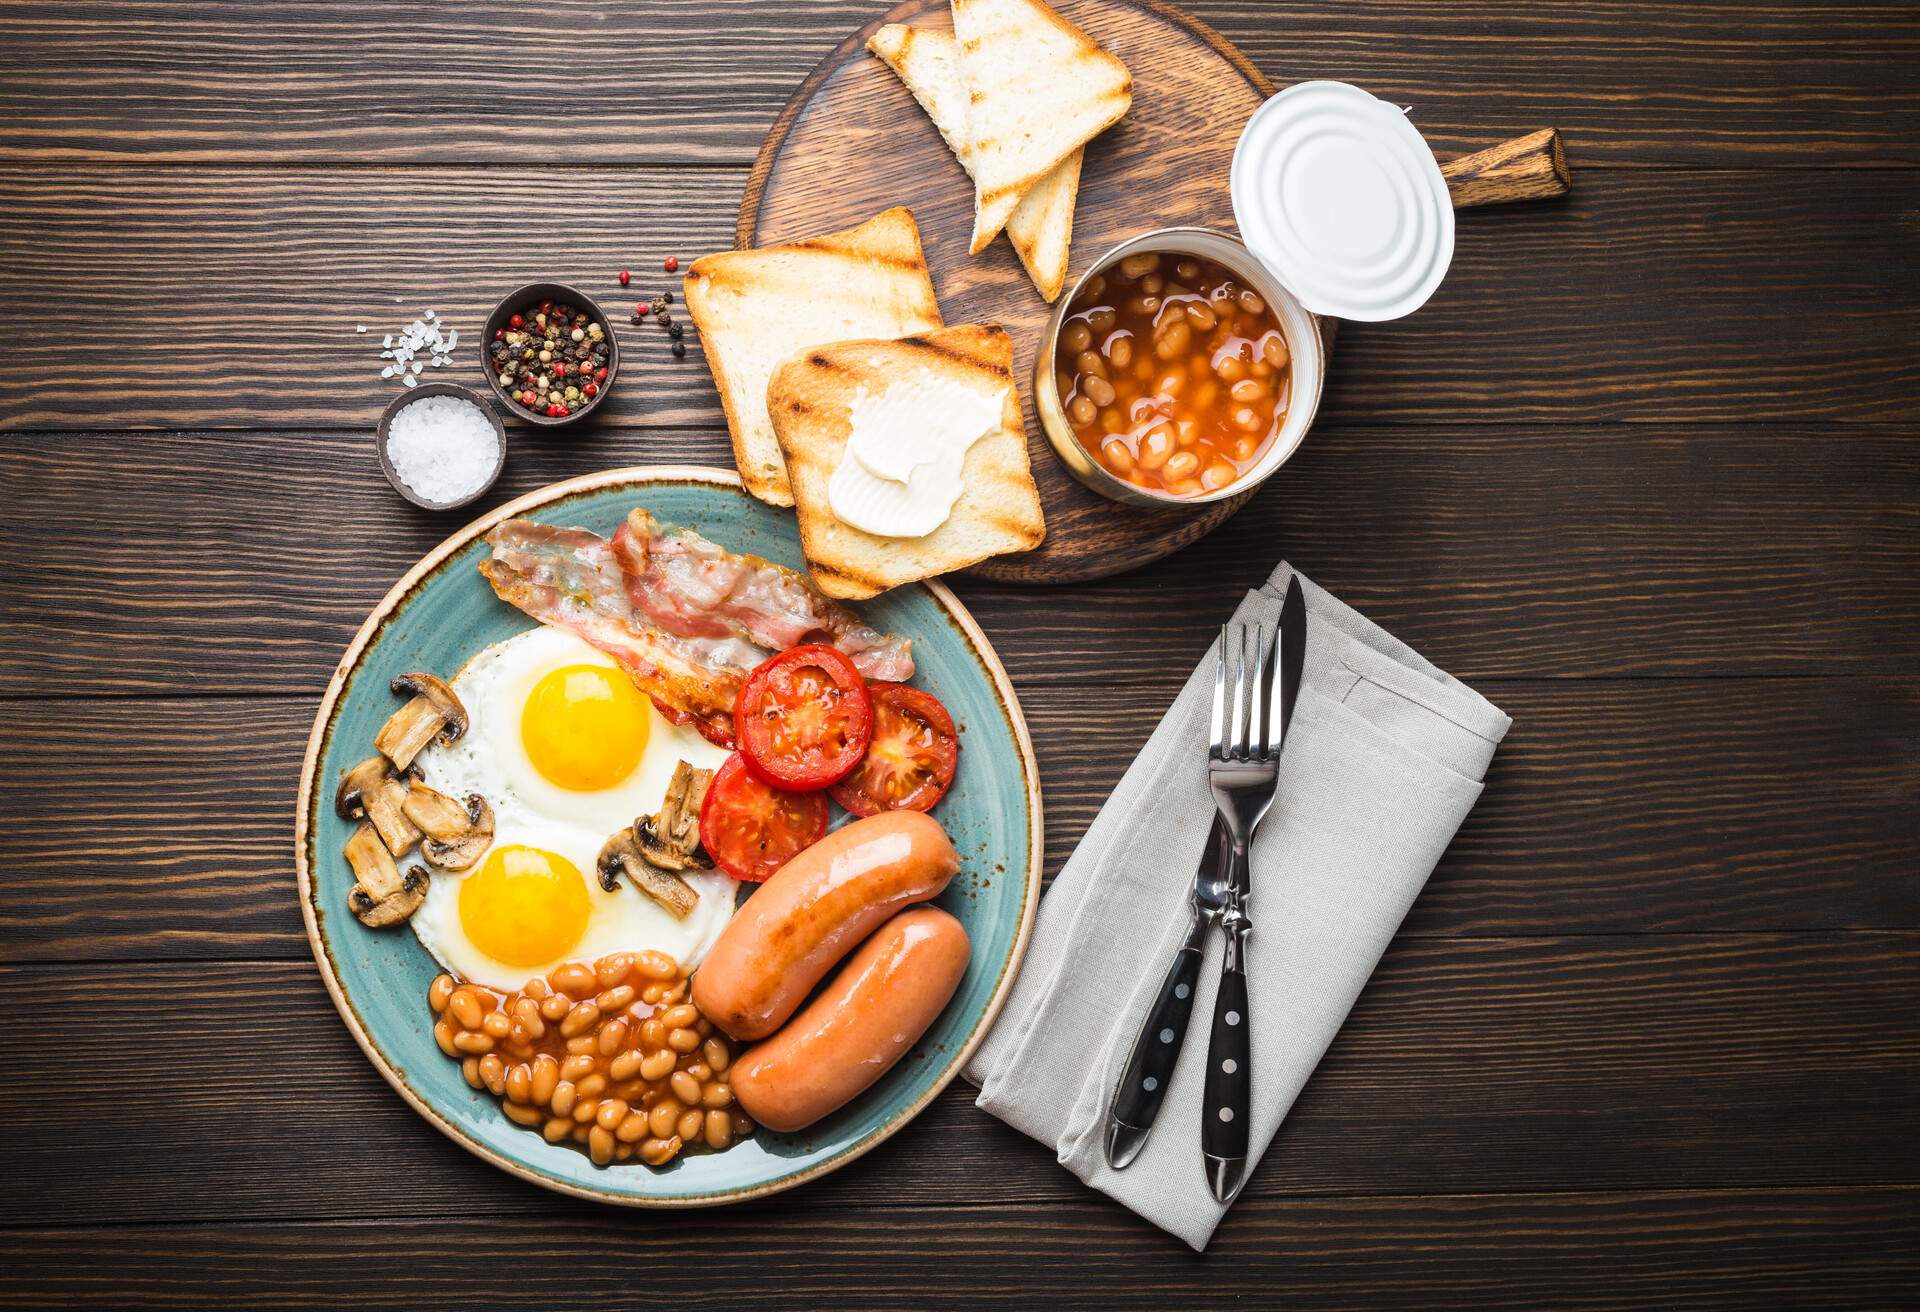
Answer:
[
  {"left": 0, "top": 165, "right": 740, "bottom": 431},
  {"left": 3, "top": 1189, "right": 1915, "bottom": 1309},
  {"left": 2, "top": 936, "right": 1913, "bottom": 1226},
  {"left": 3, "top": 678, "right": 1914, "bottom": 963},
  {"left": 2, "top": 1191, "right": 1915, "bottom": 1309},
  {"left": 4, "top": 423, "right": 1914, "bottom": 698},
  {"left": 3, "top": 167, "right": 1918, "bottom": 431},
  {"left": 1, "top": 1, "right": 1913, "bottom": 166}
]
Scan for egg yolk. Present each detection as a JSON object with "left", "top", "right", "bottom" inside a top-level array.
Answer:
[
  {"left": 458, "top": 845, "right": 591, "bottom": 967},
  {"left": 520, "top": 663, "right": 650, "bottom": 791}
]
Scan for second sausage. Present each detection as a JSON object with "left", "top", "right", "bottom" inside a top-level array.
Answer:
[{"left": 731, "top": 906, "right": 972, "bottom": 1133}]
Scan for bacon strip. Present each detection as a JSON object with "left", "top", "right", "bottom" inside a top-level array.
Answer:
[
  {"left": 612, "top": 509, "right": 915, "bottom": 682},
  {"left": 480, "top": 521, "right": 745, "bottom": 743}
]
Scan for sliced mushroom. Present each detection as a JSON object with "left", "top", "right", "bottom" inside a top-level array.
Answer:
[
  {"left": 336, "top": 755, "right": 421, "bottom": 856},
  {"left": 636, "top": 761, "right": 713, "bottom": 872},
  {"left": 401, "top": 779, "right": 494, "bottom": 872},
  {"left": 374, "top": 671, "right": 469, "bottom": 771},
  {"left": 598, "top": 826, "right": 698, "bottom": 919},
  {"left": 344, "top": 820, "right": 429, "bottom": 927}
]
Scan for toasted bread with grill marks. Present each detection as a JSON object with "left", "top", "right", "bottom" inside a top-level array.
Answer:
[
  {"left": 867, "top": 23, "right": 1082, "bottom": 301},
  {"left": 949, "top": 0, "right": 1130, "bottom": 255},
  {"left": 682, "top": 207, "right": 944, "bottom": 506},
  {"left": 767, "top": 324, "right": 1046, "bottom": 599}
]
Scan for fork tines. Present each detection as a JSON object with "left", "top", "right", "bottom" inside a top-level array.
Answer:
[{"left": 1210, "top": 622, "right": 1285, "bottom": 763}]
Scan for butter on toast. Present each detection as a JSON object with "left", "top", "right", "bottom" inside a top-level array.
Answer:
[{"left": 767, "top": 325, "right": 1046, "bottom": 598}]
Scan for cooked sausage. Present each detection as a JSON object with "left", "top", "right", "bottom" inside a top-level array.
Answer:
[
  {"left": 731, "top": 906, "right": 971, "bottom": 1133},
  {"left": 691, "top": 810, "right": 960, "bottom": 1041}
]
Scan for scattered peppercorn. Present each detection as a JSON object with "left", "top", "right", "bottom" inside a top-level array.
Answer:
[
  {"left": 668, "top": 323, "right": 684, "bottom": 339},
  {"left": 663, "top": 256, "right": 679, "bottom": 272},
  {"left": 618, "top": 270, "right": 631, "bottom": 287},
  {"left": 490, "top": 298, "right": 611, "bottom": 419},
  {"left": 672, "top": 341, "right": 686, "bottom": 357},
  {"left": 661, "top": 291, "right": 674, "bottom": 306}
]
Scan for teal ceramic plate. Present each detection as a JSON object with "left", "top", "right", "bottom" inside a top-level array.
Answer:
[{"left": 296, "top": 466, "right": 1042, "bottom": 1206}]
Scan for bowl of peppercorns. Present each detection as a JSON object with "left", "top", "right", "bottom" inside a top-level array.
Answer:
[{"left": 481, "top": 283, "right": 618, "bottom": 426}]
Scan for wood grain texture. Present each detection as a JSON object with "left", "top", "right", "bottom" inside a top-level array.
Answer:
[
  {"left": 741, "top": 0, "right": 1274, "bottom": 582},
  {"left": 3, "top": 936, "right": 1914, "bottom": 1225},
  {"left": 4, "top": 424, "right": 1913, "bottom": 699},
  {"left": 4, "top": 679, "right": 1915, "bottom": 963},
  {"left": 2, "top": 0, "right": 1918, "bottom": 1301},
  {"left": 2, "top": 1190, "right": 1915, "bottom": 1310},
  {"left": 1, "top": 1, "right": 1914, "bottom": 167},
  {"left": 1440, "top": 129, "right": 1571, "bottom": 208},
  {"left": 4, "top": 166, "right": 1918, "bottom": 432}
]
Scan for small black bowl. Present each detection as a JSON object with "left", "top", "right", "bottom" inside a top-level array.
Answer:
[
  {"left": 376, "top": 382, "right": 507, "bottom": 511},
  {"left": 481, "top": 281, "right": 621, "bottom": 427}
]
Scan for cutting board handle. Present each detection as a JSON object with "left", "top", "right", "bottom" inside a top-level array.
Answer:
[{"left": 1441, "top": 128, "right": 1570, "bottom": 208}]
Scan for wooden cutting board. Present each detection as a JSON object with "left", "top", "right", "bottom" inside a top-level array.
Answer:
[{"left": 739, "top": 0, "right": 1567, "bottom": 584}]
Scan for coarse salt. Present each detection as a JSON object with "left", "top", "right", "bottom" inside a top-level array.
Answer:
[
  {"left": 384, "top": 394, "right": 500, "bottom": 504},
  {"left": 375, "top": 312, "right": 461, "bottom": 385}
]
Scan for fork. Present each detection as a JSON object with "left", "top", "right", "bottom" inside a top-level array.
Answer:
[
  {"left": 1102, "top": 621, "right": 1283, "bottom": 1185},
  {"left": 1202, "top": 621, "right": 1283, "bottom": 1204}
]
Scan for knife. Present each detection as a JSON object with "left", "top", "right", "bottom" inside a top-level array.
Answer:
[
  {"left": 1103, "top": 814, "right": 1229, "bottom": 1169},
  {"left": 1201, "top": 575, "right": 1306, "bottom": 1204}
]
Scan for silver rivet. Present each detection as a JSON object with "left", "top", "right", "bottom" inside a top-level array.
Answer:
[
  {"left": 1143, "top": 1076, "right": 1158, "bottom": 1092},
  {"left": 1222, "top": 1058, "right": 1237, "bottom": 1074},
  {"left": 1159, "top": 1028, "right": 1174, "bottom": 1043},
  {"left": 1174, "top": 983, "right": 1189, "bottom": 1000},
  {"left": 1225, "top": 1010, "right": 1241, "bottom": 1026},
  {"left": 1218, "top": 1107, "right": 1234, "bottom": 1123}
]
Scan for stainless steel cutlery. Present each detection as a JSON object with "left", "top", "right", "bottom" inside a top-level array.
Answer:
[{"left": 1103, "top": 578, "right": 1306, "bottom": 1204}]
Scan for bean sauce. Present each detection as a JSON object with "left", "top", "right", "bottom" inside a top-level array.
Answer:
[
  {"left": 1056, "top": 252, "right": 1291, "bottom": 498},
  {"left": 430, "top": 951, "right": 754, "bottom": 1167}
]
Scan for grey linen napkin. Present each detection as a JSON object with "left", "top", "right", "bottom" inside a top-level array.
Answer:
[{"left": 964, "top": 562, "right": 1510, "bottom": 1251}]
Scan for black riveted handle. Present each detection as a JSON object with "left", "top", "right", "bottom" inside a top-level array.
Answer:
[
  {"left": 1202, "top": 906, "right": 1251, "bottom": 1202},
  {"left": 1104, "top": 909, "right": 1207, "bottom": 1169}
]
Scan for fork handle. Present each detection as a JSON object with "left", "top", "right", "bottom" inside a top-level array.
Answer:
[
  {"left": 1203, "top": 899, "right": 1252, "bottom": 1203},
  {"left": 1103, "top": 903, "right": 1209, "bottom": 1169}
]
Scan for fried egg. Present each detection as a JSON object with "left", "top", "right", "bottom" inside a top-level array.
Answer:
[{"left": 410, "top": 626, "right": 735, "bottom": 991}]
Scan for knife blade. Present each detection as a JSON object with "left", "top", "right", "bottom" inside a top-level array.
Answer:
[{"left": 1277, "top": 575, "right": 1306, "bottom": 752}]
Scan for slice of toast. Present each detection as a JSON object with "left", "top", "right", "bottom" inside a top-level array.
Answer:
[
  {"left": 682, "top": 207, "right": 944, "bottom": 506},
  {"left": 867, "top": 24, "right": 1082, "bottom": 301},
  {"left": 768, "top": 325, "right": 1046, "bottom": 599},
  {"left": 949, "top": 0, "right": 1130, "bottom": 254}
]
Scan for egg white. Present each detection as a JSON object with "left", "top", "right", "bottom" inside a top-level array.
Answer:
[
  {"left": 438, "top": 625, "right": 720, "bottom": 835},
  {"left": 409, "top": 626, "right": 735, "bottom": 991}
]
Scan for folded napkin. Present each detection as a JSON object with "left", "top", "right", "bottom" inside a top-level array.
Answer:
[{"left": 965, "top": 562, "right": 1510, "bottom": 1251}]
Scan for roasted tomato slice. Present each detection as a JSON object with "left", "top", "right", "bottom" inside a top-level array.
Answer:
[
  {"left": 699, "top": 752, "right": 830, "bottom": 882},
  {"left": 735, "top": 645, "right": 873, "bottom": 790},
  {"left": 829, "top": 683, "right": 959, "bottom": 816}
]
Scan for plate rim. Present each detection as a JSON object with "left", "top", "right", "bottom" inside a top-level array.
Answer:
[{"left": 293, "top": 463, "right": 1044, "bottom": 1207}]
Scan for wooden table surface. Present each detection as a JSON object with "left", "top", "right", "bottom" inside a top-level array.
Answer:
[{"left": 2, "top": 2, "right": 1916, "bottom": 1306}]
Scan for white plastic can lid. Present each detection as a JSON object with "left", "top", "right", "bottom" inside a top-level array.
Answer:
[{"left": 1230, "top": 81, "right": 1454, "bottom": 322}]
